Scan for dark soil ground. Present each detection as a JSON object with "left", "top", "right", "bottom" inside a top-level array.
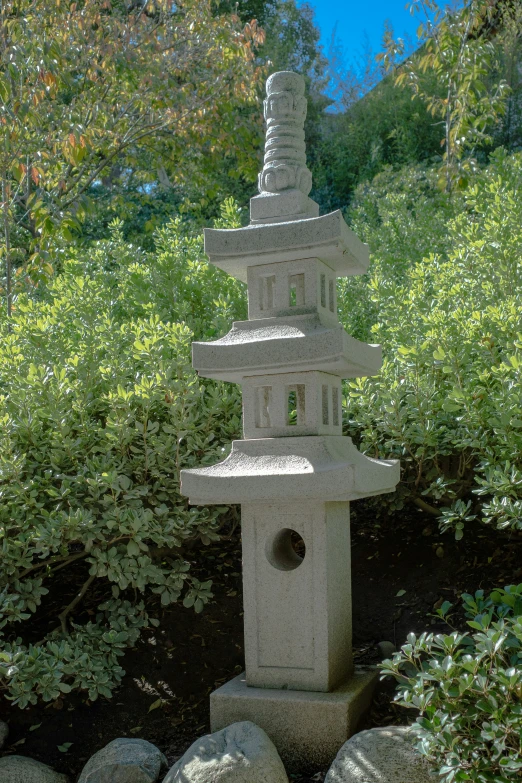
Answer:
[{"left": 1, "top": 505, "right": 522, "bottom": 782}]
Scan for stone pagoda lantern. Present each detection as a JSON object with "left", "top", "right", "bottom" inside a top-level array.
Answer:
[{"left": 180, "top": 71, "right": 399, "bottom": 769}]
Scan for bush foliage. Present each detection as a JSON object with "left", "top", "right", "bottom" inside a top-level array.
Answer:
[
  {"left": 382, "top": 585, "right": 522, "bottom": 783},
  {"left": 0, "top": 203, "right": 246, "bottom": 707},
  {"left": 3, "top": 148, "right": 522, "bottom": 709},
  {"left": 340, "top": 150, "right": 522, "bottom": 535}
]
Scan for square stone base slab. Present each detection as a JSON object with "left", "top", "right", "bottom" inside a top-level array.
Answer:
[{"left": 210, "top": 667, "right": 378, "bottom": 771}]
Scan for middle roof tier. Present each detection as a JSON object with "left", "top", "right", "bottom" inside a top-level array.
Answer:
[{"left": 193, "top": 313, "right": 381, "bottom": 382}]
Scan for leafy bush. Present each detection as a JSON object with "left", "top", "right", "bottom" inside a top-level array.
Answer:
[
  {"left": 339, "top": 150, "right": 522, "bottom": 534},
  {"left": 0, "top": 202, "right": 246, "bottom": 707},
  {"left": 382, "top": 585, "right": 522, "bottom": 783}
]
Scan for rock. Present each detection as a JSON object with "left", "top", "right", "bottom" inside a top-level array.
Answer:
[
  {"left": 164, "top": 720, "right": 288, "bottom": 783},
  {"left": 0, "top": 719, "right": 9, "bottom": 749},
  {"left": 376, "top": 640, "right": 396, "bottom": 660},
  {"left": 325, "top": 726, "right": 434, "bottom": 783},
  {"left": 0, "top": 755, "right": 68, "bottom": 783},
  {"left": 78, "top": 738, "right": 167, "bottom": 783}
]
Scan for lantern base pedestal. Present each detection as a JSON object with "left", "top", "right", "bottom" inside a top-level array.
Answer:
[{"left": 210, "top": 667, "right": 378, "bottom": 772}]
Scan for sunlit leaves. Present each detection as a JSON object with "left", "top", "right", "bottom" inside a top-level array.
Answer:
[
  {"left": 340, "top": 150, "right": 522, "bottom": 534},
  {"left": 380, "top": 1, "right": 511, "bottom": 191},
  {"left": 0, "top": 0, "right": 264, "bottom": 296},
  {"left": 0, "top": 210, "right": 245, "bottom": 706},
  {"left": 381, "top": 585, "right": 522, "bottom": 783}
]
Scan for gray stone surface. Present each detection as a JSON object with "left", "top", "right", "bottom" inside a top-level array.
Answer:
[
  {"left": 242, "top": 501, "right": 353, "bottom": 692},
  {"left": 182, "top": 70, "right": 400, "bottom": 770},
  {"left": 325, "top": 726, "right": 434, "bottom": 783},
  {"left": 78, "top": 738, "right": 167, "bottom": 783},
  {"left": 256, "top": 71, "right": 314, "bottom": 216},
  {"left": 250, "top": 190, "right": 318, "bottom": 224},
  {"left": 0, "top": 719, "right": 8, "bottom": 749},
  {"left": 191, "top": 315, "right": 383, "bottom": 386},
  {"left": 210, "top": 670, "right": 378, "bottom": 770},
  {"left": 164, "top": 721, "right": 288, "bottom": 783},
  {"left": 182, "top": 436, "right": 399, "bottom": 506},
  {"left": 204, "top": 210, "right": 370, "bottom": 283},
  {"left": 242, "top": 370, "right": 343, "bottom": 439},
  {"left": 0, "top": 755, "right": 68, "bottom": 783},
  {"left": 246, "top": 257, "right": 339, "bottom": 326}
]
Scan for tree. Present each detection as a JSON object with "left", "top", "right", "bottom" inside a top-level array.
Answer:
[
  {"left": 495, "top": 1, "right": 522, "bottom": 150},
  {"left": 382, "top": 0, "right": 511, "bottom": 191},
  {"left": 309, "top": 30, "right": 441, "bottom": 213},
  {"left": 0, "top": 0, "right": 264, "bottom": 309}
]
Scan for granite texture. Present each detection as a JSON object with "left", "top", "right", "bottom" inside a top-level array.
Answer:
[
  {"left": 182, "top": 70, "right": 400, "bottom": 772},
  {"left": 0, "top": 755, "right": 68, "bottom": 783},
  {"left": 241, "top": 501, "right": 353, "bottom": 691},
  {"left": 181, "top": 436, "right": 399, "bottom": 505},
  {"left": 163, "top": 721, "right": 288, "bottom": 783},
  {"left": 325, "top": 727, "right": 435, "bottom": 783},
  {"left": 242, "top": 370, "right": 343, "bottom": 439},
  {"left": 210, "top": 670, "right": 379, "bottom": 770},
  {"left": 78, "top": 738, "right": 167, "bottom": 783},
  {"left": 191, "top": 314, "right": 382, "bottom": 383},
  {"left": 246, "top": 257, "right": 338, "bottom": 324},
  {"left": 204, "top": 211, "right": 370, "bottom": 281}
]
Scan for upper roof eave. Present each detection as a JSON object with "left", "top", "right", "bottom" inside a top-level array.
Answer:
[{"left": 204, "top": 210, "right": 370, "bottom": 283}]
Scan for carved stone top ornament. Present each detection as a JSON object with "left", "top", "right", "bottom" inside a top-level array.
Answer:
[
  {"left": 250, "top": 72, "right": 319, "bottom": 225},
  {"left": 259, "top": 71, "right": 310, "bottom": 195}
]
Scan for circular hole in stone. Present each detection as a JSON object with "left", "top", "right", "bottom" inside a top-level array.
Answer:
[{"left": 265, "top": 528, "right": 306, "bottom": 571}]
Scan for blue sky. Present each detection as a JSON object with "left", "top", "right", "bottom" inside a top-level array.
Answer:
[{"left": 300, "top": 0, "right": 435, "bottom": 62}]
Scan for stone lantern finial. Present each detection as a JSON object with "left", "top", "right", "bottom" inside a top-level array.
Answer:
[{"left": 250, "top": 71, "right": 319, "bottom": 225}]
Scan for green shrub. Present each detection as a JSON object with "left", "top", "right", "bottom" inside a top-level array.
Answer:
[
  {"left": 339, "top": 150, "right": 522, "bottom": 534},
  {"left": 382, "top": 585, "right": 522, "bottom": 783},
  {"left": 0, "top": 202, "right": 246, "bottom": 707}
]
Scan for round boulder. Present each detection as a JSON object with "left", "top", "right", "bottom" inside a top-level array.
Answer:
[
  {"left": 325, "top": 726, "right": 434, "bottom": 783},
  {"left": 0, "top": 755, "right": 68, "bottom": 783},
  {"left": 376, "top": 641, "right": 396, "bottom": 660},
  {"left": 164, "top": 721, "right": 288, "bottom": 783},
  {"left": 78, "top": 738, "right": 167, "bottom": 783}
]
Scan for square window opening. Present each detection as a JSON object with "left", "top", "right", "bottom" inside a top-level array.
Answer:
[
  {"left": 289, "top": 274, "right": 305, "bottom": 307},
  {"left": 287, "top": 384, "right": 306, "bottom": 426}
]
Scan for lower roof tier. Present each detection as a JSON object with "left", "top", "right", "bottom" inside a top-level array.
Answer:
[
  {"left": 193, "top": 314, "right": 381, "bottom": 383},
  {"left": 180, "top": 435, "right": 400, "bottom": 505}
]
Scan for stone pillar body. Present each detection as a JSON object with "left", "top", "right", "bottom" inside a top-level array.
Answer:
[
  {"left": 180, "top": 71, "right": 399, "bottom": 770},
  {"left": 242, "top": 500, "right": 352, "bottom": 693}
]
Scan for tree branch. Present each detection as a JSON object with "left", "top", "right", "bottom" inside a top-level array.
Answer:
[
  {"left": 413, "top": 497, "right": 441, "bottom": 517},
  {"left": 17, "top": 550, "right": 88, "bottom": 580},
  {"left": 58, "top": 573, "right": 96, "bottom": 634}
]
